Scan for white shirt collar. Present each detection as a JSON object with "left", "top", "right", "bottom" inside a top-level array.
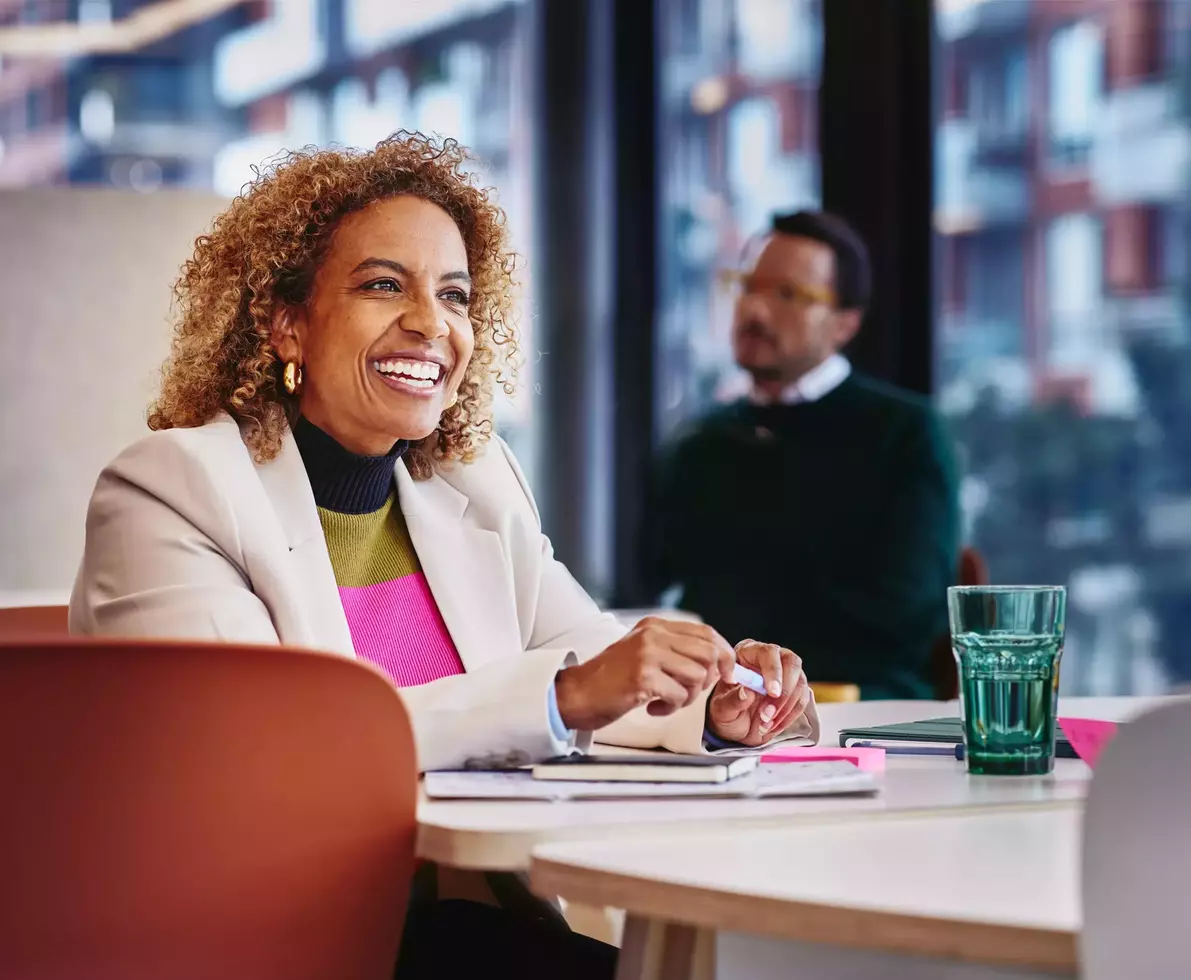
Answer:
[{"left": 749, "top": 354, "right": 852, "bottom": 406}]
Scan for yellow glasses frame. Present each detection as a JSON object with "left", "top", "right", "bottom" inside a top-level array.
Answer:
[{"left": 717, "top": 269, "right": 836, "bottom": 308}]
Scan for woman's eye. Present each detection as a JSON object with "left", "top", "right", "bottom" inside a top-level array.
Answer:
[
  {"left": 442, "top": 289, "right": 470, "bottom": 305},
  {"left": 363, "top": 278, "right": 399, "bottom": 292}
]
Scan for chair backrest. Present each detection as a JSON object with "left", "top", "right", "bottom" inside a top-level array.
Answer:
[
  {"left": 0, "top": 604, "right": 68, "bottom": 637},
  {"left": 0, "top": 639, "right": 419, "bottom": 980},
  {"left": 957, "top": 547, "right": 988, "bottom": 589},
  {"left": 929, "top": 546, "right": 988, "bottom": 700},
  {"left": 808, "top": 682, "right": 860, "bottom": 703},
  {"left": 1080, "top": 698, "right": 1191, "bottom": 979}
]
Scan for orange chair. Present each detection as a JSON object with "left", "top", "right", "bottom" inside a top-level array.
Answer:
[
  {"left": 0, "top": 639, "right": 418, "bottom": 980},
  {"left": 930, "top": 546, "right": 989, "bottom": 700},
  {"left": 0, "top": 604, "right": 68, "bottom": 636}
]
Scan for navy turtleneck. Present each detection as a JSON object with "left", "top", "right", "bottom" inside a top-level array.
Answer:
[{"left": 291, "top": 416, "right": 409, "bottom": 515}]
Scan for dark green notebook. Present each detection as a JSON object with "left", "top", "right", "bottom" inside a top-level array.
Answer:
[{"left": 838, "top": 717, "right": 1078, "bottom": 759}]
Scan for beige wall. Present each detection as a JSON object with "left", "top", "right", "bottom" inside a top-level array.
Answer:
[{"left": 0, "top": 188, "right": 227, "bottom": 591}]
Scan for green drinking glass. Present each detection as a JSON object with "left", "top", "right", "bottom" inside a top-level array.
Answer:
[{"left": 947, "top": 585, "right": 1067, "bottom": 776}]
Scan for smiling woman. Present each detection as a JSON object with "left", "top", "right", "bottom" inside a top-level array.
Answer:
[
  {"left": 68, "top": 130, "right": 819, "bottom": 977},
  {"left": 269, "top": 196, "right": 478, "bottom": 456},
  {"left": 73, "top": 127, "right": 819, "bottom": 763},
  {"left": 72, "top": 127, "right": 818, "bottom": 762},
  {"left": 146, "top": 133, "right": 516, "bottom": 479}
]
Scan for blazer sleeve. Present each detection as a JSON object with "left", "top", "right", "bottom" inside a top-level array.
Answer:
[
  {"left": 69, "top": 443, "right": 280, "bottom": 645},
  {"left": 495, "top": 439, "right": 796, "bottom": 756}
]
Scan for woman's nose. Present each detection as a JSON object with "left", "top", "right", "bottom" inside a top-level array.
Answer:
[{"left": 400, "top": 296, "right": 449, "bottom": 339}]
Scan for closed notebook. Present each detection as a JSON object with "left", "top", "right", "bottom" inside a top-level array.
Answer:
[
  {"left": 531, "top": 753, "right": 759, "bottom": 784},
  {"left": 838, "top": 717, "right": 1078, "bottom": 759}
]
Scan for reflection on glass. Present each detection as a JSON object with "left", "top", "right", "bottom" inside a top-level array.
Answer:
[
  {"left": 656, "top": 0, "right": 823, "bottom": 436},
  {"left": 935, "top": 0, "right": 1191, "bottom": 694},
  {"left": 0, "top": 0, "right": 537, "bottom": 480}
]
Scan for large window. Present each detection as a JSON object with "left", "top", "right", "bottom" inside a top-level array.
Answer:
[
  {"left": 656, "top": 0, "right": 823, "bottom": 435},
  {"left": 935, "top": 0, "right": 1191, "bottom": 694},
  {"left": 0, "top": 0, "right": 538, "bottom": 478}
]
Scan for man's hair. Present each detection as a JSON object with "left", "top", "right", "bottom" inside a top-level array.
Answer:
[{"left": 770, "top": 210, "right": 872, "bottom": 312}]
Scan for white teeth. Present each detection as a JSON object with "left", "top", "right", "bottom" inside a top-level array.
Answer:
[{"left": 372, "top": 358, "right": 442, "bottom": 382}]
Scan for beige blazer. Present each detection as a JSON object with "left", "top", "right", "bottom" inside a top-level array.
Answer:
[{"left": 70, "top": 414, "right": 817, "bottom": 770}]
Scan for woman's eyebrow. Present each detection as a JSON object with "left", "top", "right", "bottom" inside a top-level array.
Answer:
[
  {"left": 350, "top": 257, "right": 406, "bottom": 276},
  {"left": 350, "top": 258, "right": 470, "bottom": 286}
]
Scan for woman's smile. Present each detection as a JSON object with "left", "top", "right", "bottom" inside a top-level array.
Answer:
[{"left": 371, "top": 355, "right": 447, "bottom": 397}]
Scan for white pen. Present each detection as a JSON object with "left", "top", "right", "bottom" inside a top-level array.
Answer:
[{"left": 733, "top": 663, "right": 773, "bottom": 697}]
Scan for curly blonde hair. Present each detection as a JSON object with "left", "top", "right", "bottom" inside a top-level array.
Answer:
[{"left": 148, "top": 131, "right": 519, "bottom": 479}]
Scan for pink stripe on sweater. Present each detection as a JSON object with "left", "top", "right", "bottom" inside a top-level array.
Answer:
[{"left": 337, "top": 573, "right": 465, "bottom": 688}]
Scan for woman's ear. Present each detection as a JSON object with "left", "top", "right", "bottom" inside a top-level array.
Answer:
[{"left": 270, "top": 305, "right": 305, "bottom": 365}]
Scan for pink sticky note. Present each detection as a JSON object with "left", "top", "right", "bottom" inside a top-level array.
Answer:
[
  {"left": 1058, "top": 717, "right": 1119, "bottom": 768},
  {"left": 760, "top": 745, "right": 886, "bottom": 773}
]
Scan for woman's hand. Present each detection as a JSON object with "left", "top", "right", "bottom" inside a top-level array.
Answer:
[
  {"left": 707, "top": 640, "right": 809, "bottom": 747},
  {"left": 554, "top": 617, "right": 736, "bottom": 731}
]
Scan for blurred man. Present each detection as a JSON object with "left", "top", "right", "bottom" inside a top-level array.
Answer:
[{"left": 647, "top": 210, "right": 959, "bottom": 699}]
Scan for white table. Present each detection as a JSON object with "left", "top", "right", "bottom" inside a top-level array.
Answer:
[
  {"left": 0, "top": 590, "right": 68, "bottom": 608},
  {"left": 417, "top": 697, "right": 1158, "bottom": 871},
  {"left": 531, "top": 807, "right": 1083, "bottom": 979}
]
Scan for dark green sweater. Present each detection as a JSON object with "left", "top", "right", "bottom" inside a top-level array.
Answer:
[{"left": 647, "top": 373, "right": 960, "bottom": 699}]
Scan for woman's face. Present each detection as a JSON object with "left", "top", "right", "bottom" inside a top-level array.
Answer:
[{"left": 273, "top": 194, "right": 475, "bottom": 455}]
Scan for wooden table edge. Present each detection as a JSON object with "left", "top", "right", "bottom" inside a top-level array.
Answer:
[
  {"left": 417, "top": 797, "right": 1086, "bottom": 872},
  {"left": 531, "top": 856, "right": 1078, "bottom": 973}
]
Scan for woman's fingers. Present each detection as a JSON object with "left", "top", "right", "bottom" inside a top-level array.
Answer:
[
  {"left": 736, "top": 640, "right": 784, "bottom": 698},
  {"left": 643, "top": 669, "right": 696, "bottom": 715},
  {"left": 768, "top": 672, "right": 809, "bottom": 734},
  {"left": 654, "top": 648, "right": 713, "bottom": 699},
  {"left": 664, "top": 635, "right": 738, "bottom": 689},
  {"left": 623, "top": 625, "right": 810, "bottom": 738},
  {"left": 778, "top": 648, "right": 801, "bottom": 699},
  {"left": 709, "top": 682, "right": 755, "bottom": 728},
  {"left": 637, "top": 618, "right": 736, "bottom": 684},
  {"left": 723, "top": 662, "right": 808, "bottom": 745}
]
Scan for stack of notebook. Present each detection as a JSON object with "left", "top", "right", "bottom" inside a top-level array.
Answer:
[{"left": 423, "top": 753, "right": 880, "bottom": 801}]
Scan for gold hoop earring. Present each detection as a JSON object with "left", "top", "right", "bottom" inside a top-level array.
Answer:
[{"left": 283, "top": 361, "right": 303, "bottom": 395}]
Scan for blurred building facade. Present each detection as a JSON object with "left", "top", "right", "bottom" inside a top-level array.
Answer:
[
  {"left": 655, "top": 0, "right": 822, "bottom": 435},
  {"left": 0, "top": 0, "right": 538, "bottom": 470},
  {"left": 936, "top": 0, "right": 1191, "bottom": 692}
]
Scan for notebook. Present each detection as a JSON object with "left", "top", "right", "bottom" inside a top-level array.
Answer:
[
  {"left": 532, "top": 753, "right": 758, "bottom": 784},
  {"left": 423, "top": 761, "right": 878, "bottom": 801},
  {"left": 838, "top": 716, "right": 1078, "bottom": 759}
]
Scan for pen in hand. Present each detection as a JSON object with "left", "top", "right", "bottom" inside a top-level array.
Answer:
[{"left": 732, "top": 663, "right": 770, "bottom": 697}]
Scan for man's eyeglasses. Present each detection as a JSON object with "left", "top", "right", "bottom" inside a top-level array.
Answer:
[{"left": 717, "top": 269, "right": 836, "bottom": 309}]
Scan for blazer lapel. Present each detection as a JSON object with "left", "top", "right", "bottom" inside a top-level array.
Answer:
[
  {"left": 253, "top": 426, "right": 356, "bottom": 658},
  {"left": 395, "top": 460, "right": 522, "bottom": 673}
]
